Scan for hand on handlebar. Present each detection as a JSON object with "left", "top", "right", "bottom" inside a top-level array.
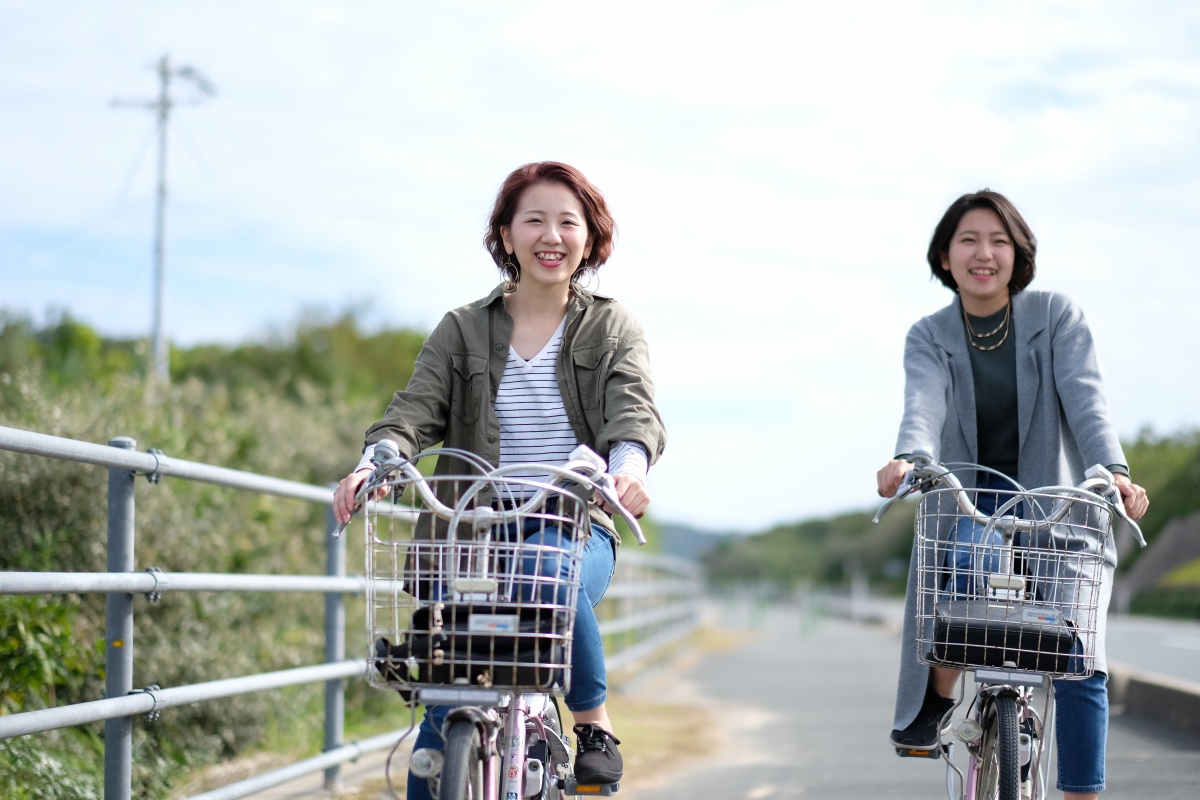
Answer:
[
  {"left": 333, "top": 468, "right": 390, "bottom": 526},
  {"left": 877, "top": 458, "right": 915, "bottom": 498},
  {"left": 1113, "top": 473, "right": 1149, "bottom": 521},
  {"left": 597, "top": 473, "right": 650, "bottom": 518}
]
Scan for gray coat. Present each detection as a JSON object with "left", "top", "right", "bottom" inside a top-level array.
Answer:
[{"left": 892, "top": 289, "right": 1127, "bottom": 731}]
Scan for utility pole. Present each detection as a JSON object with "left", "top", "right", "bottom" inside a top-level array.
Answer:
[{"left": 113, "top": 54, "right": 215, "bottom": 388}]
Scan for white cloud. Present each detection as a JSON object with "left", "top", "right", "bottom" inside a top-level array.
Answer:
[{"left": 1, "top": 0, "right": 1198, "bottom": 529}]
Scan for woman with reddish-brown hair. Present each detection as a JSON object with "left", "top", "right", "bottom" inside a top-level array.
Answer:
[{"left": 334, "top": 161, "right": 666, "bottom": 798}]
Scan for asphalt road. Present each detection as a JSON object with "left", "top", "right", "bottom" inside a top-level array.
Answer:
[
  {"left": 1107, "top": 614, "right": 1200, "bottom": 685},
  {"left": 621, "top": 601, "right": 1200, "bottom": 800},
  {"left": 240, "top": 600, "right": 1199, "bottom": 799}
]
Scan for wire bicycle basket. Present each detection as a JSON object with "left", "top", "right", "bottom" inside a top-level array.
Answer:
[
  {"left": 913, "top": 478, "right": 1114, "bottom": 679},
  {"left": 364, "top": 467, "right": 593, "bottom": 697}
]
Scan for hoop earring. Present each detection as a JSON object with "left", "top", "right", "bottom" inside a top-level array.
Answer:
[
  {"left": 570, "top": 263, "right": 598, "bottom": 295},
  {"left": 500, "top": 258, "right": 520, "bottom": 293}
]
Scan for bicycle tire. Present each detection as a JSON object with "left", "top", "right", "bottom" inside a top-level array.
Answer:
[
  {"left": 440, "top": 720, "right": 484, "bottom": 800},
  {"left": 976, "top": 693, "right": 1020, "bottom": 800}
]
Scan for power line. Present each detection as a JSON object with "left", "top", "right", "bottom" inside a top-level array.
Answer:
[{"left": 112, "top": 53, "right": 215, "bottom": 389}]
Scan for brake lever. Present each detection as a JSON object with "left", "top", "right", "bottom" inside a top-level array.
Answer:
[
  {"left": 332, "top": 439, "right": 401, "bottom": 539},
  {"left": 872, "top": 469, "right": 919, "bottom": 525},
  {"left": 1084, "top": 464, "right": 1146, "bottom": 548},
  {"left": 595, "top": 474, "right": 646, "bottom": 545}
]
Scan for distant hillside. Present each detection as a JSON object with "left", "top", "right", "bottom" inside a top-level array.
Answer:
[
  {"left": 656, "top": 522, "right": 739, "bottom": 561},
  {"left": 700, "top": 430, "right": 1200, "bottom": 617}
]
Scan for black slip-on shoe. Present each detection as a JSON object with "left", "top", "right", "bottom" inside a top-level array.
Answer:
[
  {"left": 890, "top": 689, "right": 955, "bottom": 748},
  {"left": 573, "top": 723, "right": 623, "bottom": 784}
]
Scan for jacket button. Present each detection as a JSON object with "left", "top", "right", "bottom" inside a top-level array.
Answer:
[
  {"left": 488, "top": 435, "right": 496, "bottom": 443},
  {"left": 494, "top": 343, "right": 503, "bottom": 351}
]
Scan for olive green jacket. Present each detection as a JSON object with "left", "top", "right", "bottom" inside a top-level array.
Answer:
[{"left": 363, "top": 285, "right": 667, "bottom": 551}]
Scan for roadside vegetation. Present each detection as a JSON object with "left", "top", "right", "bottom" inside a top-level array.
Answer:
[
  {"left": 702, "top": 429, "right": 1200, "bottom": 617},
  {"left": 1, "top": 309, "right": 1196, "bottom": 797},
  {"left": 0, "top": 309, "right": 427, "bottom": 797}
]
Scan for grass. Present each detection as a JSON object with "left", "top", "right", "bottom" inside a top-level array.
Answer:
[{"left": 1162, "top": 557, "right": 1200, "bottom": 588}]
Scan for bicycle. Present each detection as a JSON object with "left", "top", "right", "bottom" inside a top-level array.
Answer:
[
  {"left": 338, "top": 439, "right": 645, "bottom": 799},
  {"left": 874, "top": 448, "right": 1145, "bottom": 800}
]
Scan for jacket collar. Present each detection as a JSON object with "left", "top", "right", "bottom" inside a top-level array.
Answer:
[{"left": 482, "top": 283, "right": 602, "bottom": 310}]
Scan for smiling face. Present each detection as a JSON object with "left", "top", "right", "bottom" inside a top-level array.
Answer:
[
  {"left": 500, "top": 182, "right": 593, "bottom": 297},
  {"left": 940, "top": 207, "right": 1015, "bottom": 316}
]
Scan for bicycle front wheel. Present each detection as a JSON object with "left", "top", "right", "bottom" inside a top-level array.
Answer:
[
  {"left": 976, "top": 693, "right": 1020, "bottom": 800},
  {"left": 440, "top": 720, "right": 484, "bottom": 800}
]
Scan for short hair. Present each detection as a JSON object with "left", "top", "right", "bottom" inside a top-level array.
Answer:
[
  {"left": 483, "top": 162, "right": 617, "bottom": 272},
  {"left": 927, "top": 189, "right": 1037, "bottom": 293}
]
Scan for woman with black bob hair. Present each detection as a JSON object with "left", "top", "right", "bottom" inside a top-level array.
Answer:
[
  {"left": 335, "top": 161, "right": 666, "bottom": 798},
  {"left": 877, "top": 190, "right": 1148, "bottom": 800}
]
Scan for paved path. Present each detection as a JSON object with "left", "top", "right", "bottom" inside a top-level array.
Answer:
[
  {"left": 620, "top": 601, "right": 1200, "bottom": 800},
  {"left": 239, "top": 601, "right": 1200, "bottom": 799},
  {"left": 1107, "top": 614, "right": 1200, "bottom": 685}
]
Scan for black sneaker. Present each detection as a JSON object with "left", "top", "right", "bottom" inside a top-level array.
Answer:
[
  {"left": 890, "top": 686, "right": 955, "bottom": 748},
  {"left": 573, "top": 723, "right": 623, "bottom": 784}
]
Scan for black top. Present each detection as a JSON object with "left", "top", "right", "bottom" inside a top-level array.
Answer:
[{"left": 966, "top": 305, "right": 1019, "bottom": 477}]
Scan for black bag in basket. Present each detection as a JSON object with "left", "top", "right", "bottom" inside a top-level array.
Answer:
[
  {"left": 373, "top": 602, "right": 569, "bottom": 693},
  {"left": 931, "top": 599, "right": 1081, "bottom": 674}
]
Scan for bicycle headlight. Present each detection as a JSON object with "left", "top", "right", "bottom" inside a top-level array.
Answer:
[
  {"left": 952, "top": 718, "right": 983, "bottom": 744},
  {"left": 409, "top": 747, "right": 444, "bottom": 779}
]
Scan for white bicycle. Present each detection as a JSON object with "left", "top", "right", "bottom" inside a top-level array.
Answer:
[
  {"left": 342, "top": 440, "right": 643, "bottom": 799},
  {"left": 875, "top": 449, "right": 1145, "bottom": 800}
]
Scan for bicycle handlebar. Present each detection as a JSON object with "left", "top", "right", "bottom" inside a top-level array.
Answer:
[
  {"left": 335, "top": 441, "right": 646, "bottom": 545},
  {"left": 873, "top": 447, "right": 1145, "bottom": 547}
]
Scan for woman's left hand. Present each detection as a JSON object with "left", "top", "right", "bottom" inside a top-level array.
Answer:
[
  {"left": 599, "top": 474, "right": 651, "bottom": 519},
  {"left": 1113, "top": 473, "right": 1149, "bottom": 521}
]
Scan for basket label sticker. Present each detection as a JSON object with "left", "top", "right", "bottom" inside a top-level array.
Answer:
[
  {"left": 469, "top": 614, "right": 520, "bottom": 633},
  {"left": 1022, "top": 608, "right": 1061, "bottom": 625}
]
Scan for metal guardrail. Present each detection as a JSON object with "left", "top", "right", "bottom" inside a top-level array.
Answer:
[{"left": 0, "top": 424, "right": 702, "bottom": 799}]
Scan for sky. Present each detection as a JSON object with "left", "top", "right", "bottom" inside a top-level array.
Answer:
[{"left": 2, "top": 1, "right": 1198, "bottom": 532}]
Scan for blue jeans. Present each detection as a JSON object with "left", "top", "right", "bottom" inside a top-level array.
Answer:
[
  {"left": 406, "top": 522, "right": 616, "bottom": 800},
  {"left": 943, "top": 472, "right": 1017, "bottom": 598},
  {"left": 1054, "top": 672, "right": 1108, "bottom": 793}
]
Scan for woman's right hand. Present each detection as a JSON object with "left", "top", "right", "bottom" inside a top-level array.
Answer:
[
  {"left": 877, "top": 459, "right": 914, "bottom": 499},
  {"left": 333, "top": 468, "right": 387, "bottom": 526}
]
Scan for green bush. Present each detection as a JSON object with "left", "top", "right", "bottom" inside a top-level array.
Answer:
[
  {"left": 1129, "top": 587, "right": 1200, "bottom": 620},
  {"left": 0, "top": 318, "right": 395, "bottom": 796}
]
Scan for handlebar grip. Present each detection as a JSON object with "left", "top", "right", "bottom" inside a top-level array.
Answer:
[
  {"left": 567, "top": 444, "right": 607, "bottom": 473},
  {"left": 373, "top": 439, "right": 400, "bottom": 465},
  {"left": 331, "top": 440, "right": 402, "bottom": 538},
  {"left": 909, "top": 446, "right": 935, "bottom": 467}
]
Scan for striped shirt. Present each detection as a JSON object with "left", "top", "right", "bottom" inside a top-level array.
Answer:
[{"left": 496, "top": 319, "right": 646, "bottom": 495}]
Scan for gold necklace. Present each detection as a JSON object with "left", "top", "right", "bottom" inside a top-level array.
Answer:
[{"left": 963, "top": 303, "right": 1011, "bottom": 351}]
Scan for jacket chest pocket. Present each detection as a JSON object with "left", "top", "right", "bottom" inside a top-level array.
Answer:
[
  {"left": 449, "top": 353, "right": 488, "bottom": 424},
  {"left": 572, "top": 342, "right": 614, "bottom": 412}
]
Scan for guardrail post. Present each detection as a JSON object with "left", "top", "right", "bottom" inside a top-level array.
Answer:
[
  {"left": 323, "top": 503, "right": 345, "bottom": 792},
  {"left": 105, "top": 436, "right": 137, "bottom": 800}
]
